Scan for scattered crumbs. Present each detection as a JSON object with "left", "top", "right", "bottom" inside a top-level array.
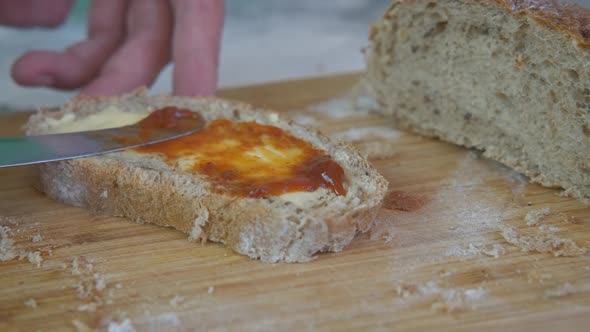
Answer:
[
  {"left": 527, "top": 271, "right": 553, "bottom": 284},
  {"left": 72, "top": 257, "right": 81, "bottom": 275},
  {"left": 501, "top": 227, "right": 587, "bottom": 257},
  {"left": 395, "top": 284, "right": 418, "bottom": 298},
  {"left": 77, "top": 303, "right": 97, "bottom": 312},
  {"left": 444, "top": 243, "right": 506, "bottom": 259},
  {"left": 395, "top": 282, "right": 487, "bottom": 313},
  {"left": 72, "top": 319, "right": 93, "bottom": 332},
  {"left": 331, "top": 127, "right": 400, "bottom": 142},
  {"left": 525, "top": 208, "right": 551, "bottom": 226},
  {"left": 561, "top": 213, "right": 583, "bottom": 224},
  {"left": 208, "top": 286, "right": 215, "bottom": 294},
  {"left": 0, "top": 225, "right": 17, "bottom": 261},
  {"left": 31, "top": 234, "right": 43, "bottom": 243},
  {"left": 538, "top": 224, "right": 560, "bottom": 233},
  {"left": 545, "top": 283, "right": 577, "bottom": 298},
  {"left": 94, "top": 273, "right": 106, "bottom": 291},
  {"left": 59, "top": 262, "right": 67, "bottom": 269},
  {"left": 107, "top": 319, "right": 135, "bottom": 332},
  {"left": 24, "top": 298, "right": 37, "bottom": 309},
  {"left": 20, "top": 251, "right": 43, "bottom": 268},
  {"left": 169, "top": 295, "right": 185, "bottom": 307},
  {"left": 382, "top": 232, "right": 395, "bottom": 243}
]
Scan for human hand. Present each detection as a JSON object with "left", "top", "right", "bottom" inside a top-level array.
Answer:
[{"left": 3, "top": 0, "right": 224, "bottom": 96}]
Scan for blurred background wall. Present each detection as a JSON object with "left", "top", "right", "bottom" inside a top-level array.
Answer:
[{"left": 0, "top": 0, "right": 589, "bottom": 109}]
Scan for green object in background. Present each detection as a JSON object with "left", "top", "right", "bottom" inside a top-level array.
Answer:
[{"left": 70, "top": 0, "right": 90, "bottom": 23}]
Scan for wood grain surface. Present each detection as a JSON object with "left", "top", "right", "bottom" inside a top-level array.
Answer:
[{"left": 1, "top": 73, "right": 589, "bottom": 332}]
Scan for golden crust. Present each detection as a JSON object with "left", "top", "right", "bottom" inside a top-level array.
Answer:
[
  {"left": 372, "top": 0, "right": 590, "bottom": 47},
  {"left": 497, "top": 0, "right": 590, "bottom": 47}
]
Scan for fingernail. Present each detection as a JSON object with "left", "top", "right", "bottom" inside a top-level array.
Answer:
[{"left": 31, "top": 75, "right": 55, "bottom": 86}]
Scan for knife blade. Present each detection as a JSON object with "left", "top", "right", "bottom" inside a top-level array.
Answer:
[{"left": 0, "top": 122, "right": 203, "bottom": 168}]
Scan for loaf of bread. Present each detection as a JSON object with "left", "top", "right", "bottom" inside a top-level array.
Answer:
[
  {"left": 367, "top": 0, "right": 590, "bottom": 204},
  {"left": 25, "top": 93, "right": 388, "bottom": 263}
]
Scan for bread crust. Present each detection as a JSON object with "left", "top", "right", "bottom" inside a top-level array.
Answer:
[
  {"left": 371, "top": 0, "right": 590, "bottom": 47},
  {"left": 25, "top": 92, "right": 388, "bottom": 263}
]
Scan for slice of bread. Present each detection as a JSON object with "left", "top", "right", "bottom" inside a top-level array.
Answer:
[
  {"left": 25, "top": 92, "right": 388, "bottom": 263},
  {"left": 367, "top": 0, "right": 590, "bottom": 204}
]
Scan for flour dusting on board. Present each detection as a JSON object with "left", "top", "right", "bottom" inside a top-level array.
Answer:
[
  {"left": 331, "top": 127, "right": 400, "bottom": 142},
  {"left": 372, "top": 152, "right": 519, "bottom": 255},
  {"left": 308, "top": 87, "right": 376, "bottom": 119}
]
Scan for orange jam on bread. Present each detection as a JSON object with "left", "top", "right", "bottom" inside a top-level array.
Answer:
[{"left": 134, "top": 108, "right": 346, "bottom": 198}]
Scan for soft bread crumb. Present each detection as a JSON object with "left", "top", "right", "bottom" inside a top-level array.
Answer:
[
  {"left": 188, "top": 208, "right": 209, "bottom": 243},
  {"left": 445, "top": 243, "right": 506, "bottom": 259},
  {"left": 24, "top": 298, "right": 37, "bottom": 309},
  {"left": 77, "top": 303, "right": 97, "bottom": 312},
  {"left": 501, "top": 227, "right": 587, "bottom": 256},
  {"left": 31, "top": 234, "right": 43, "bottom": 243},
  {"left": 0, "top": 226, "right": 17, "bottom": 261},
  {"left": 20, "top": 251, "right": 43, "bottom": 268},
  {"left": 545, "top": 283, "right": 577, "bottom": 298},
  {"left": 72, "top": 319, "right": 93, "bottom": 332},
  {"left": 107, "top": 319, "right": 135, "bottom": 332},
  {"left": 208, "top": 286, "right": 215, "bottom": 294},
  {"left": 396, "top": 281, "right": 486, "bottom": 314},
  {"left": 169, "top": 295, "right": 185, "bottom": 306},
  {"left": 525, "top": 208, "right": 551, "bottom": 226}
]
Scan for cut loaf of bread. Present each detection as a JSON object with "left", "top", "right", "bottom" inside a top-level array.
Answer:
[
  {"left": 367, "top": 0, "right": 590, "bottom": 204},
  {"left": 25, "top": 92, "right": 388, "bottom": 263}
]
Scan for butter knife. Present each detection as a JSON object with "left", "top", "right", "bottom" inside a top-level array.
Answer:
[{"left": 0, "top": 121, "right": 203, "bottom": 168}]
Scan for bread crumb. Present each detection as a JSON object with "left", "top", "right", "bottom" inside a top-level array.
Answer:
[
  {"left": 188, "top": 208, "right": 209, "bottom": 243},
  {"left": 77, "top": 303, "right": 97, "bottom": 312},
  {"left": 31, "top": 234, "right": 43, "bottom": 243},
  {"left": 20, "top": 251, "right": 43, "bottom": 268},
  {"left": 208, "top": 286, "right": 215, "bottom": 294},
  {"left": 72, "top": 257, "right": 81, "bottom": 275},
  {"left": 445, "top": 243, "right": 505, "bottom": 259},
  {"left": 501, "top": 227, "right": 587, "bottom": 256},
  {"left": 0, "top": 225, "right": 17, "bottom": 261},
  {"left": 94, "top": 273, "right": 106, "bottom": 291},
  {"left": 538, "top": 224, "right": 560, "bottom": 233},
  {"left": 382, "top": 233, "right": 394, "bottom": 243},
  {"left": 525, "top": 208, "right": 550, "bottom": 226},
  {"left": 72, "top": 319, "right": 93, "bottom": 332},
  {"left": 169, "top": 295, "right": 185, "bottom": 306},
  {"left": 396, "top": 282, "right": 486, "bottom": 313},
  {"left": 115, "top": 283, "right": 123, "bottom": 289},
  {"left": 24, "top": 298, "right": 37, "bottom": 309},
  {"left": 107, "top": 319, "right": 135, "bottom": 332},
  {"left": 545, "top": 283, "right": 577, "bottom": 298}
]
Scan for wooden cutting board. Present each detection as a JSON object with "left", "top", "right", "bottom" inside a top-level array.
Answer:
[{"left": 1, "top": 73, "right": 589, "bottom": 331}]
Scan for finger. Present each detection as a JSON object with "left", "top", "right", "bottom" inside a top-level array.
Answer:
[
  {"left": 81, "top": 0, "right": 173, "bottom": 96},
  {"left": 0, "top": 0, "right": 73, "bottom": 28},
  {"left": 171, "top": 0, "right": 225, "bottom": 96},
  {"left": 11, "top": 0, "right": 129, "bottom": 89}
]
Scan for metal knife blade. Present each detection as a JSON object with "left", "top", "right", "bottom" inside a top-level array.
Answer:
[{"left": 0, "top": 122, "right": 203, "bottom": 168}]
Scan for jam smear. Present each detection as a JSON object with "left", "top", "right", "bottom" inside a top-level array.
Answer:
[
  {"left": 136, "top": 106, "right": 204, "bottom": 131},
  {"left": 134, "top": 115, "right": 346, "bottom": 197}
]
